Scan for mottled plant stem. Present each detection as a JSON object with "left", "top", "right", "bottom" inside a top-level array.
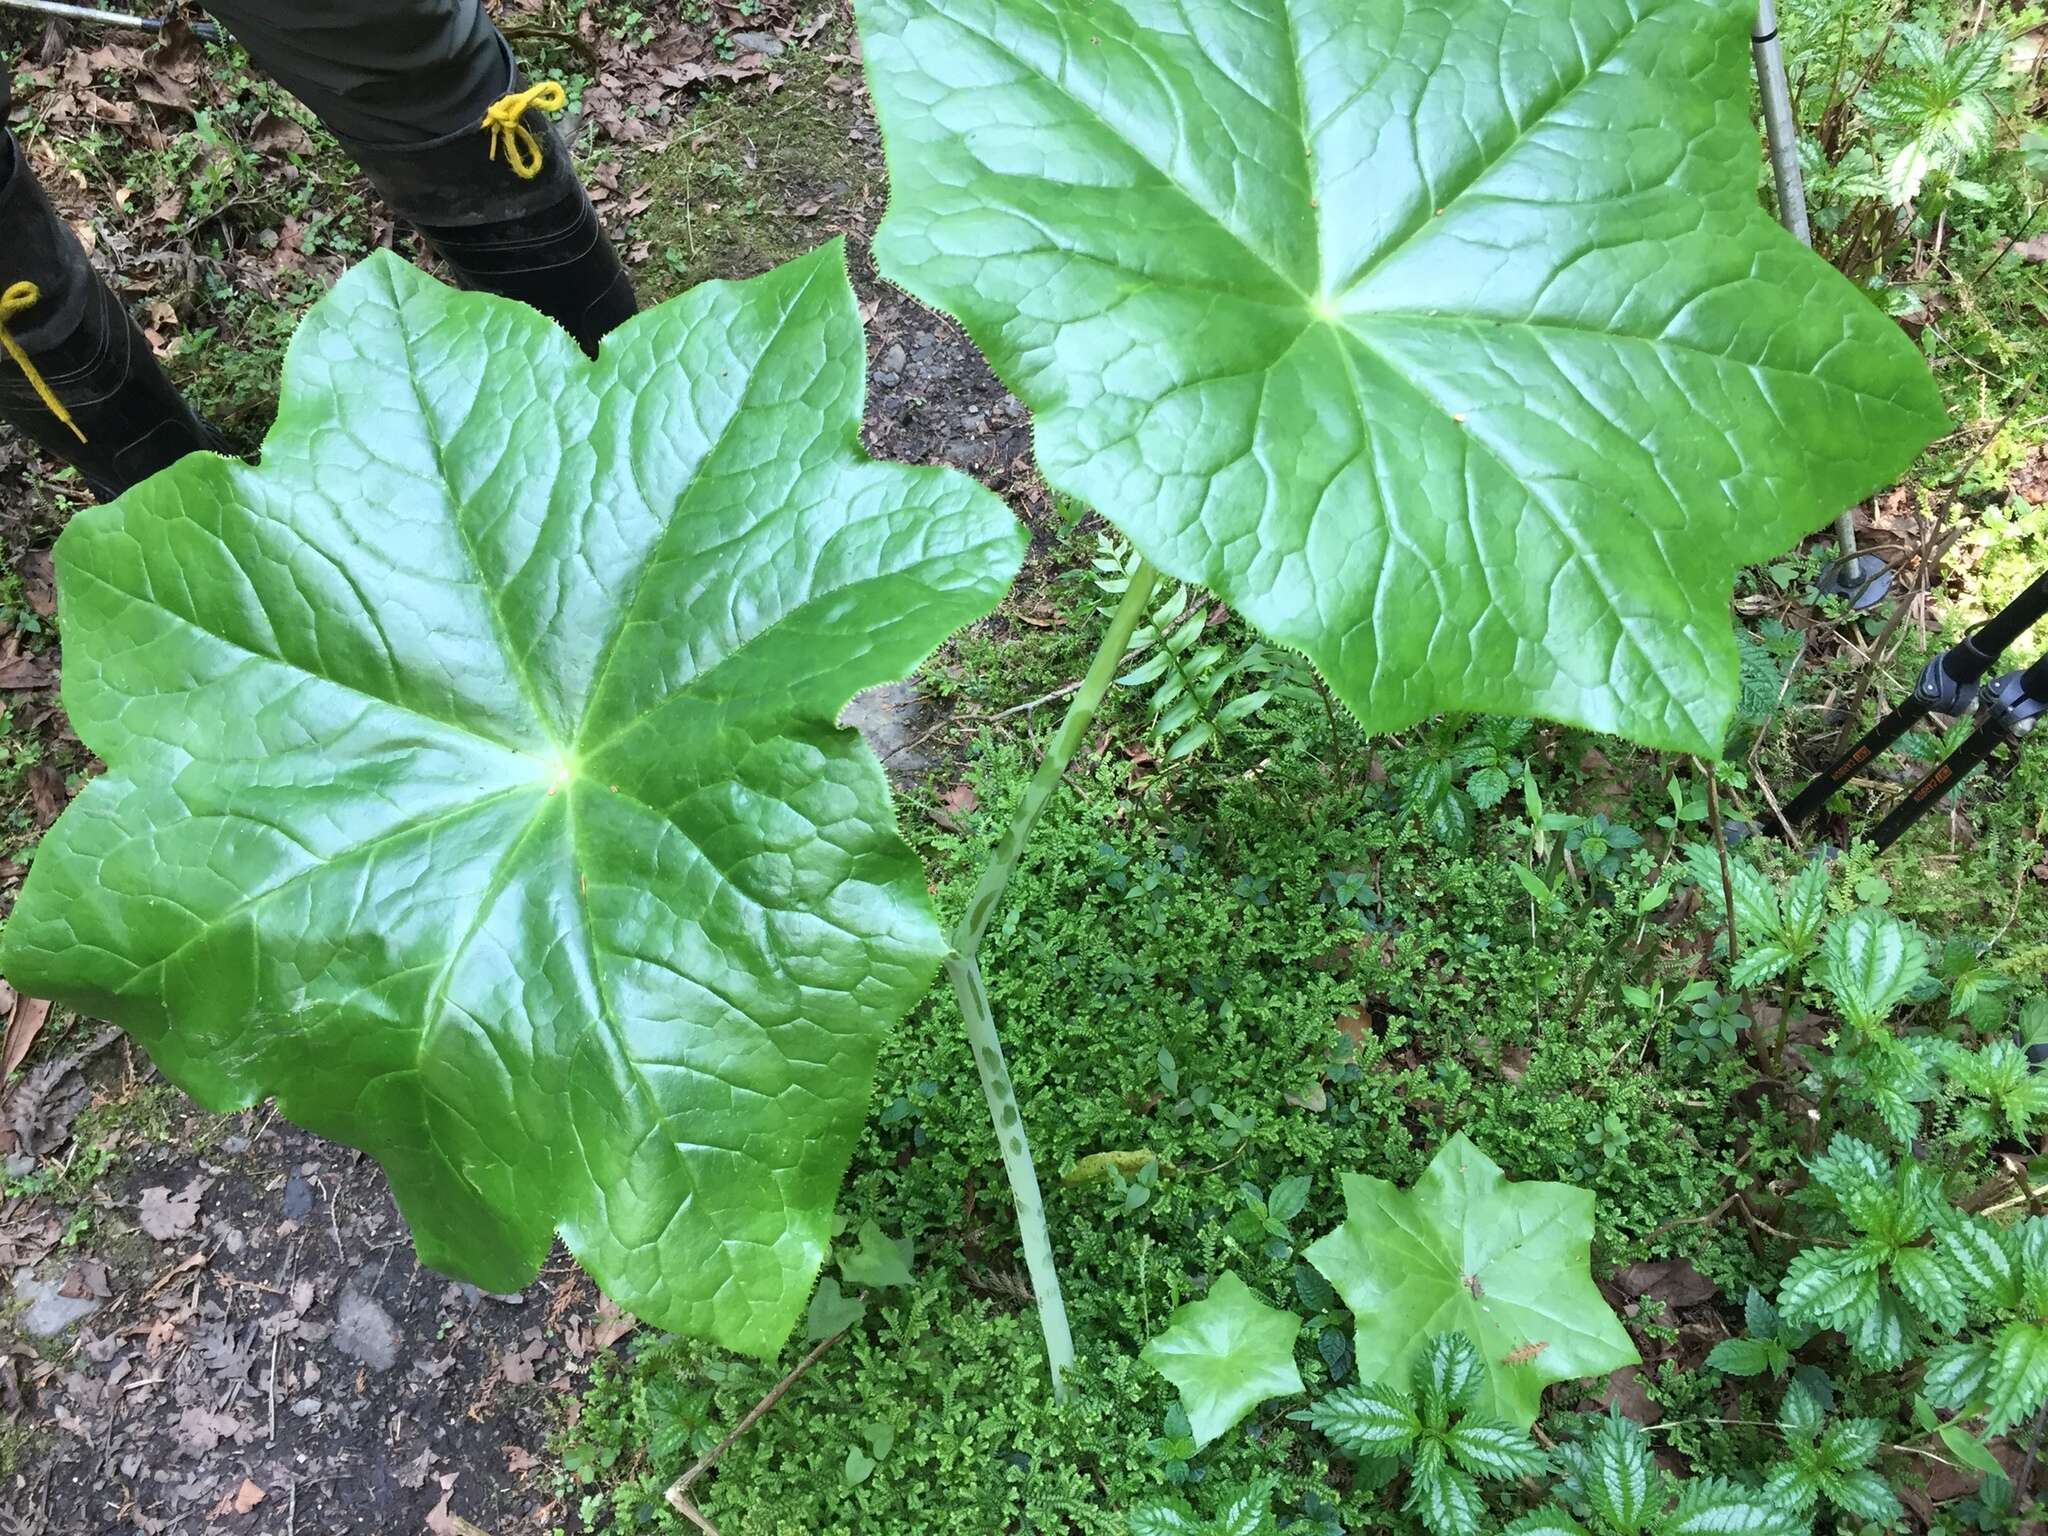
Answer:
[{"left": 946, "top": 559, "right": 1160, "bottom": 1398}]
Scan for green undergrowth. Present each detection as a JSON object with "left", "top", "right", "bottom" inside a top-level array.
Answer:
[{"left": 551, "top": 683, "right": 1777, "bottom": 1533}]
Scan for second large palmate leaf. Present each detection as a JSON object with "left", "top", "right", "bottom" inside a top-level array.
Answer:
[
  {"left": 0, "top": 245, "right": 1025, "bottom": 1354},
  {"left": 858, "top": 0, "right": 1948, "bottom": 750}
]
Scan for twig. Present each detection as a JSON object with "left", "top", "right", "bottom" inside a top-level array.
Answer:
[
  {"left": 665, "top": 1327, "right": 853, "bottom": 1533},
  {"left": 1646, "top": 1193, "right": 1739, "bottom": 1240},
  {"left": 1699, "top": 759, "right": 1741, "bottom": 976},
  {"left": 2016, "top": 1399, "right": 2048, "bottom": 1513}
]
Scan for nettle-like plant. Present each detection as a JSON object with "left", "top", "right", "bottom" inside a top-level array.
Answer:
[
  {"left": 7, "top": 0, "right": 1950, "bottom": 1381},
  {"left": 1764, "top": 1380, "right": 1902, "bottom": 1528},
  {"left": 1927, "top": 1213, "right": 2048, "bottom": 1434},
  {"left": 1309, "top": 1331, "right": 1547, "bottom": 1536},
  {"left": 1509, "top": 1409, "right": 1797, "bottom": 1536},
  {"left": 1777, "top": 1135, "right": 1965, "bottom": 1369}
]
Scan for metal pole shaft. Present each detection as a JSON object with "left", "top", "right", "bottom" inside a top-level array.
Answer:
[
  {"left": 1752, "top": 0, "right": 1812, "bottom": 245},
  {"left": 1751, "top": 0, "right": 1857, "bottom": 557},
  {"left": 0, "top": 0, "right": 218, "bottom": 38}
]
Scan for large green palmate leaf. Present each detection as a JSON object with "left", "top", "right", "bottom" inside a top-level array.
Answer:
[
  {"left": 0, "top": 244, "right": 1026, "bottom": 1354},
  {"left": 1305, "top": 1134, "right": 1637, "bottom": 1426},
  {"left": 857, "top": 0, "right": 1947, "bottom": 750}
]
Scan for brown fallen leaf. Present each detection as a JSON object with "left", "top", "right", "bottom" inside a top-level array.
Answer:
[
  {"left": 1, "top": 985, "right": 54, "bottom": 1077},
  {"left": 593, "top": 1294, "right": 639, "bottom": 1351},
  {"left": 1613, "top": 1257, "right": 1718, "bottom": 1310},
  {"left": 4, "top": 1054, "right": 86, "bottom": 1156},
  {"left": 57, "top": 1257, "right": 109, "bottom": 1299},
  {"left": 209, "top": 1477, "right": 266, "bottom": 1516},
  {"left": 26, "top": 762, "right": 66, "bottom": 825},
  {"left": 930, "top": 782, "right": 977, "bottom": 832},
  {"left": 137, "top": 1178, "right": 208, "bottom": 1241},
  {"left": 250, "top": 110, "right": 313, "bottom": 156}
]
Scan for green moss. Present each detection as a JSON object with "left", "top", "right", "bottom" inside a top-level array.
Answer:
[{"left": 630, "top": 41, "right": 875, "bottom": 300}]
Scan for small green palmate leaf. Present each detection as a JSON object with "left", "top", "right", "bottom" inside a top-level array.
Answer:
[
  {"left": 805, "top": 1276, "right": 868, "bottom": 1341},
  {"left": 839, "top": 1220, "right": 916, "bottom": 1290},
  {"left": 1418, "top": 1331, "right": 1488, "bottom": 1423},
  {"left": 1405, "top": 1439, "right": 1486, "bottom": 1536},
  {"left": 1815, "top": 908, "right": 1929, "bottom": 1031},
  {"left": 1983, "top": 1321, "right": 2048, "bottom": 1435},
  {"left": 1443, "top": 1420, "right": 1548, "bottom": 1480},
  {"left": 1309, "top": 1381, "right": 1420, "bottom": 1457},
  {"left": 1141, "top": 1270, "right": 1307, "bottom": 1449},
  {"left": 0, "top": 246, "right": 1027, "bottom": 1355},
  {"left": 1305, "top": 1135, "right": 1637, "bottom": 1426},
  {"left": 1580, "top": 1412, "right": 1655, "bottom": 1535},
  {"left": 857, "top": 0, "right": 1944, "bottom": 753},
  {"left": 1504, "top": 1509, "right": 1592, "bottom": 1536}
]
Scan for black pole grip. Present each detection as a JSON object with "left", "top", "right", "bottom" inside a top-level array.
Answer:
[
  {"left": 1780, "top": 696, "right": 1929, "bottom": 827},
  {"left": 1944, "top": 569, "right": 2048, "bottom": 688},
  {"left": 1868, "top": 729, "right": 2004, "bottom": 852}
]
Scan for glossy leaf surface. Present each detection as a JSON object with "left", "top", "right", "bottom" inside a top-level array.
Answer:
[
  {"left": 858, "top": 0, "right": 1947, "bottom": 749},
  {"left": 0, "top": 245, "right": 1025, "bottom": 1354},
  {"left": 1306, "top": 1135, "right": 1637, "bottom": 1425}
]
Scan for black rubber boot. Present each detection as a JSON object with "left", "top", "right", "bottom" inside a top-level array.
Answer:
[
  {"left": 0, "top": 140, "right": 230, "bottom": 500},
  {"left": 341, "top": 87, "right": 637, "bottom": 356}
]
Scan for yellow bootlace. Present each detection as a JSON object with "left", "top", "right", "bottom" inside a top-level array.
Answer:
[
  {"left": 480, "top": 82, "right": 568, "bottom": 180},
  {"left": 0, "top": 282, "right": 86, "bottom": 444}
]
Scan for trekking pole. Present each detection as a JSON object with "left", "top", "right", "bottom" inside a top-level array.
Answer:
[
  {"left": 1865, "top": 649, "right": 2048, "bottom": 851},
  {"left": 0, "top": 0, "right": 220, "bottom": 41},
  {"left": 1780, "top": 568, "right": 2048, "bottom": 826},
  {"left": 1752, "top": 2, "right": 1871, "bottom": 576}
]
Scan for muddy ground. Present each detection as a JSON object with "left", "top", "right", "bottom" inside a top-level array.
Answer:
[{"left": 0, "top": 5, "right": 1040, "bottom": 1531}]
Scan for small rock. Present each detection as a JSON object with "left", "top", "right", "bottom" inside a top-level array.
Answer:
[
  {"left": 878, "top": 342, "right": 907, "bottom": 374},
  {"left": 332, "top": 1288, "right": 401, "bottom": 1371},
  {"left": 13, "top": 1270, "right": 102, "bottom": 1337},
  {"left": 999, "top": 396, "right": 1024, "bottom": 419},
  {"left": 282, "top": 1174, "right": 312, "bottom": 1221},
  {"left": 874, "top": 370, "right": 901, "bottom": 387},
  {"left": 728, "top": 29, "right": 784, "bottom": 56}
]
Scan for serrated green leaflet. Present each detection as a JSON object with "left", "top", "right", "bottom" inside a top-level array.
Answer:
[
  {"left": 0, "top": 245, "right": 1026, "bottom": 1355},
  {"left": 1305, "top": 1135, "right": 1637, "bottom": 1426},
  {"left": 1141, "top": 1270, "right": 1306, "bottom": 1448},
  {"left": 857, "top": 0, "right": 1946, "bottom": 750}
]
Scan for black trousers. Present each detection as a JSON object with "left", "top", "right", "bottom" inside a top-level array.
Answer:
[
  {"left": 2, "top": 0, "right": 509, "bottom": 147},
  {"left": 200, "top": 0, "right": 510, "bottom": 144},
  {"left": 1, "top": 0, "right": 629, "bottom": 487}
]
